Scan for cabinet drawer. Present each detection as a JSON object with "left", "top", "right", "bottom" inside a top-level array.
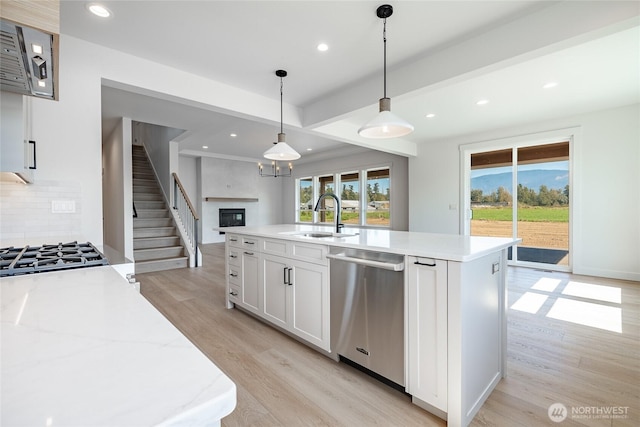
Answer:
[
  {"left": 228, "top": 248, "right": 241, "bottom": 267},
  {"left": 241, "top": 237, "right": 260, "bottom": 248},
  {"left": 227, "top": 234, "right": 241, "bottom": 247},
  {"left": 292, "top": 242, "right": 328, "bottom": 265},
  {"left": 228, "top": 266, "right": 241, "bottom": 285},
  {"left": 262, "top": 238, "right": 289, "bottom": 256},
  {"left": 228, "top": 284, "right": 241, "bottom": 303}
]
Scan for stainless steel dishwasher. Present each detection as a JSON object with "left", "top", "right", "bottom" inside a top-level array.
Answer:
[{"left": 327, "top": 247, "right": 405, "bottom": 389}]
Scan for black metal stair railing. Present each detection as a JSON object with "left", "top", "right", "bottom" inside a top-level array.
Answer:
[{"left": 172, "top": 173, "right": 200, "bottom": 267}]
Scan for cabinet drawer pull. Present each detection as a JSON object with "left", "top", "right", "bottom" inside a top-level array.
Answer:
[
  {"left": 287, "top": 267, "right": 293, "bottom": 286},
  {"left": 244, "top": 241, "right": 255, "bottom": 245},
  {"left": 229, "top": 238, "right": 238, "bottom": 242},
  {"left": 229, "top": 290, "right": 238, "bottom": 296},
  {"left": 244, "top": 251, "right": 254, "bottom": 256},
  {"left": 229, "top": 254, "right": 237, "bottom": 259},
  {"left": 229, "top": 272, "right": 238, "bottom": 278},
  {"left": 414, "top": 260, "right": 436, "bottom": 267}
]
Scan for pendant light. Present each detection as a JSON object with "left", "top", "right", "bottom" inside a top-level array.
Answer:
[
  {"left": 358, "top": 4, "right": 414, "bottom": 139},
  {"left": 259, "top": 69, "right": 300, "bottom": 177}
]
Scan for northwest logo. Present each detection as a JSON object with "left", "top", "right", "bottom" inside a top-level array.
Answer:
[{"left": 548, "top": 403, "right": 568, "bottom": 422}]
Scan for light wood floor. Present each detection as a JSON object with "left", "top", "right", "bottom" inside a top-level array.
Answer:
[{"left": 137, "top": 243, "right": 639, "bottom": 426}]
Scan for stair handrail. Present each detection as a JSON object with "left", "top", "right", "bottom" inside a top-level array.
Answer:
[{"left": 172, "top": 172, "right": 200, "bottom": 267}]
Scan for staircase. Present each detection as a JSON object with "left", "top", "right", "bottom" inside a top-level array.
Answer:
[{"left": 132, "top": 145, "right": 188, "bottom": 273}]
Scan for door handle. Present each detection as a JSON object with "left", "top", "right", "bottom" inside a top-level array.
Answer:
[
  {"left": 283, "top": 267, "right": 293, "bottom": 285},
  {"left": 28, "top": 140, "right": 36, "bottom": 169}
]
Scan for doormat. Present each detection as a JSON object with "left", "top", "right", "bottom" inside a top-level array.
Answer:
[{"left": 508, "top": 247, "right": 568, "bottom": 264}]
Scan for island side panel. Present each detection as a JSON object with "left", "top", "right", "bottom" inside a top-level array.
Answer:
[{"left": 447, "top": 249, "right": 506, "bottom": 426}]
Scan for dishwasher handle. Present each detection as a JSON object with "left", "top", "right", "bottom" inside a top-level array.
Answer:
[{"left": 326, "top": 252, "right": 404, "bottom": 271}]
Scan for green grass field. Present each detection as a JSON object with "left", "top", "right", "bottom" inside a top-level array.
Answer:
[
  {"left": 472, "top": 206, "right": 569, "bottom": 222},
  {"left": 299, "top": 211, "right": 390, "bottom": 223}
]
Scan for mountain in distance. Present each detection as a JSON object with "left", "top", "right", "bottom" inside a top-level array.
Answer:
[{"left": 471, "top": 170, "right": 569, "bottom": 195}]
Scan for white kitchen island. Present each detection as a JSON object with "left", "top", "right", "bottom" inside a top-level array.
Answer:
[
  {"left": 224, "top": 224, "right": 519, "bottom": 427},
  {"left": 1, "top": 266, "right": 236, "bottom": 426}
]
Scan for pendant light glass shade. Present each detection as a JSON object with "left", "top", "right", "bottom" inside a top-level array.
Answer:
[
  {"left": 358, "top": 97, "right": 414, "bottom": 138},
  {"left": 359, "top": 4, "right": 413, "bottom": 139}
]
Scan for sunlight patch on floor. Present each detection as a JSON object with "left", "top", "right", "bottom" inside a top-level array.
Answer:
[
  {"left": 562, "top": 281, "right": 622, "bottom": 304},
  {"left": 547, "top": 298, "right": 622, "bottom": 333},
  {"left": 510, "top": 292, "right": 548, "bottom": 313},
  {"left": 531, "top": 277, "right": 562, "bottom": 292}
]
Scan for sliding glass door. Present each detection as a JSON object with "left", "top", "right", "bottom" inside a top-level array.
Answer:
[{"left": 466, "top": 141, "right": 570, "bottom": 269}]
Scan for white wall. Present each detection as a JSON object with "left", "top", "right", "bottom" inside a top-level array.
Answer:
[
  {"left": 102, "top": 117, "right": 133, "bottom": 260},
  {"left": 199, "top": 156, "right": 284, "bottom": 244},
  {"left": 178, "top": 155, "right": 198, "bottom": 205},
  {"left": 409, "top": 103, "right": 640, "bottom": 281},
  {"left": 281, "top": 149, "right": 409, "bottom": 231}
]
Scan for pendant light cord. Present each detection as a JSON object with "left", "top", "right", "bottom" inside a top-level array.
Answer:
[
  {"left": 383, "top": 16, "right": 387, "bottom": 99},
  {"left": 280, "top": 77, "right": 284, "bottom": 134}
]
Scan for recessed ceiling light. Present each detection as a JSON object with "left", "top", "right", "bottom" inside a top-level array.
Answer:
[
  {"left": 317, "top": 43, "right": 329, "bottom": 52},
  {"left": 87, "top": 4, "right": 112, "bottom": 18},
  {"left": 202, "top": 145, "right": 208, "bottom": 149},
  {"left": 543, "top": 81, "right": 558, "bottom": 89},
  {"left": 230, "top": 133, "right": 237, "bottom": 137},
  {"left": 476, "top": 99, "right": 490, "bottom": 106},
  {"left": 31, "top": 44, "right": 43, "bottom": 54},
  {"left": 426, "top": 113, "right": 436, "bottom": 118},
  {"left": 306, "top": 148, "right": 313, "bottom": 151}
]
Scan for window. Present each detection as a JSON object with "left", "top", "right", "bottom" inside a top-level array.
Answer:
[
  {"left": 298, "top": 177, "right": 313, "bottom": 222},
  {"left": 295, "top": 166, "right": 391, "bottom": 228},
  {"left": 366, "top": 168, "right": 390, "bottom": 226},
  {"left": 340, "top": 172, "right": 360, "bottom": 224},
  {"left": 317, "top": 174, "right": 335, "bottom": 224}
]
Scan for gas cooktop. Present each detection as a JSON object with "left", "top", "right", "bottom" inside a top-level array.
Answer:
[{"left": 0, "top": 241, "right": 109, "bottom": 277}]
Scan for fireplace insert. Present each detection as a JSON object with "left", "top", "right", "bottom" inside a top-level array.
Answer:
[{"left": 219, "top": 208, "right": 245, "bottom": 234}]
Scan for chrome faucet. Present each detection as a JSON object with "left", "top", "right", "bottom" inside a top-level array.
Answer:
[{"left": 314, "top": 193, "right": 343, "bottom": 233}]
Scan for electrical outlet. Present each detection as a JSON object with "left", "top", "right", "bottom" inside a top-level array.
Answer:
[{"left": 51, "top": 200, "right": 76, "bottom": 213}]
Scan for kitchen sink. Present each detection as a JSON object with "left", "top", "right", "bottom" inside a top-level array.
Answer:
[
  {"left": 280, "top": 231, "right": 359, "bottom": 238},
  {"left": 300, "top": 232, "right": 334, "bottom": 238}
]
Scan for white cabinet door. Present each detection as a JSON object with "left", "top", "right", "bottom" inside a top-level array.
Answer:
[
  {"left": 407, "top": 257, "right": 448, "bottom": 412},
  {"left": 289, "top": 259, "right": 329, "bottom": 351},
  {"left": 262, "top": 254, "right": 289, "bottom": 328},
  {"left": 240, "top": 249, "right": 261, "bottom": 314}
]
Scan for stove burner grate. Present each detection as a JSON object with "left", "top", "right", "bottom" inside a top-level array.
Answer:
[{"left": 0, "top": 242, "right": 109, "bottom": 277}]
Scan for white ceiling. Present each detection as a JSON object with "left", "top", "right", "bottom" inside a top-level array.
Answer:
[{"left": 60, "top": 1, "right": 640, "bottom": 162}]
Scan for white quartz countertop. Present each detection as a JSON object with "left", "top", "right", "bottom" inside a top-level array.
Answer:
[
  {"left": 224, "top": 224, "right": 519, "bottom": 262},
  {"left": 1, "top": 266, "right": 236, "bottom": 426}
]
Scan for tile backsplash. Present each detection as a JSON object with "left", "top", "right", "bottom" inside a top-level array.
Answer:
[{"left": 0, "top": 180, "right": 83, "bottom": 246}]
